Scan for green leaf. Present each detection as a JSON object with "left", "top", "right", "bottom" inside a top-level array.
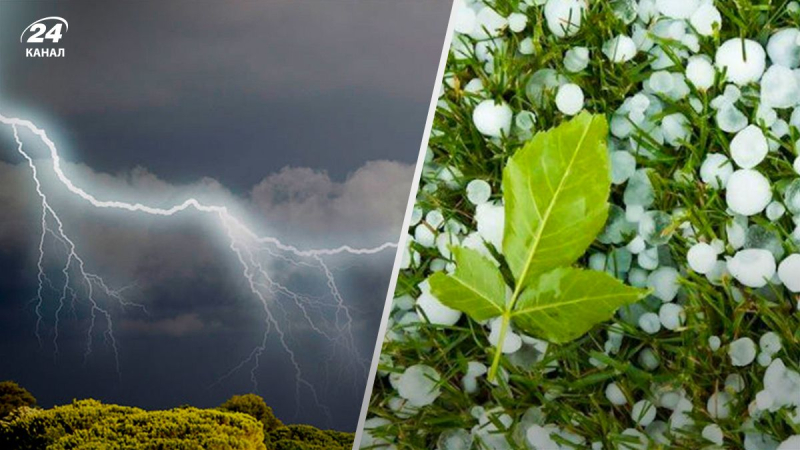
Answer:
[
  {"left": 503, "top": 112, "right": 611, "bottom": 290},
  {"left": 511, "top": 267, "right": 648, "bottom": 343},
  {"left": 428, "top": 247, "right": 506, "bottom": 321}
]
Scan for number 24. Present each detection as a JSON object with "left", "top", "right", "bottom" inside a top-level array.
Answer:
[{"left": 27, "top": 23, "right": 63, "bottom": 43}]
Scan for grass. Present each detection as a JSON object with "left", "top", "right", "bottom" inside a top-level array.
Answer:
[{"left": 364, "top": 0, "right": 800, "bottom": 449}]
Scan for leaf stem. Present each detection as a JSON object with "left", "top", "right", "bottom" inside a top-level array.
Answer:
[{"left": 488, "top": 311, "right": 511, "bottom": 381}]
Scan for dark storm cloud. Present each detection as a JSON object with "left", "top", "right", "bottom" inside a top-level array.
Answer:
[{"left": 0, "top": 1, "right": 451, "bottom": 188}]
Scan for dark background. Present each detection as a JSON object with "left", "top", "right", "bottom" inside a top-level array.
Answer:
[{"left": 0, "top": 0, "right": 450, "bottom": 430}]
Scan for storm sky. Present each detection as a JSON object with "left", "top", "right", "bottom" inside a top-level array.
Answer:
[{"left": 0, "top": 1, "right": 450, "bottom": 430}]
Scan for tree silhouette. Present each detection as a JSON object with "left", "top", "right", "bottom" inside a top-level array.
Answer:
[
  {"left": 219, "top": 394, "right": 284, "bottom": 433},
  {"left": 0, "top": 381, "right": 36, "bottom": 419}
]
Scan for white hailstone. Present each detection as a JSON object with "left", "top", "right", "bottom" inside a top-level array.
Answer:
[
  {"left": 725, "top": 373, "right": 745, "bottom": 393},
  {"left": 620, "top": 428, "right": 648, "bottom": 450},
  {"left": 466, "top": 179, "right": 492, "bottom": 205},
  {"left": 757, "top": 105, "right": 778, "bottom": 127},
  {"left": 589, "top": 252, "right": 607, "bottom": 271},
  {"left": 466, "top": 361, "right": 487, "bottom": 378},
  {"left": 649, "top": 71, "right": 674, "bottom": 94},
  {"left": 626, "top": 205, "right": 645, "bottom": 223},
  {"left": 710, "top": 239, "right": 725, "bottom": 253},
  {"left": 687, "top": 242, "right": 717, "bottom": 274},
  {"left": 758, "top": 351, "right": 773, "bottom": 367},
  {"left": 638, "top": 348, "right": 660, "bottom": 371},
  {"left": 729, "top": 337, "right": 757, "bottom": 366},
  {"left": 686, "top": 55, "right": 716, "bottom": 90},
  {"left": 397, "top": 364, "right": 441, "bottom": 407},
  {"left": 659, "top": 303, "right": 685, "bottom": 331},
  {"left": 715, "top": 39, "right": 767, "bottom": 85},
  {"left": 526, "top": 425, "right": 559, "bottom": 449},
  {"left": 716, "top": 104, "right": 748, "bottom": 133},
  {"left": 702, "top": 424, "right": 724, "bottom": 445},
  {"left": 638, "top": 247, "right": 660, "bottom": 270},
  {"left": 515, "top": 110, "right": 537, "bottom": 131},
  {"left": 709, "top": 336, "right": 721, "bottom": 351},
  {"left": 519, "top": 37, "right": 535, "bottom": 55},
  {"left": 730, "top": 125, "right": 768, "bottom": 169},
  {"left": 726, "top": 218, "right": 747, "bottom": 249},
  {"left": 605, "top": 382, "right": 628, "bottom": 405},
  {"left": 699, "top": 153, "right": 733, "bottom": 189},
  {"left": 462, "top": 362, "right": 487, "bottom": 394},
  {"left": 603, "top": 35, "right": 637, "bottom": 63},
  {"left": 360, "top": 417, "right": 393, "bottom": 448},
  {"left": 453, "top": 0, "right": 477, "bottom": 34},
  {"left": 415, "top": 224, "right": 436, "bottom": 248},
  {"left": 627, "top": 236, "right": 646, "bottom": 254},
  {"left": 475, "top": 202, "right": 504, "bottom": 250},
  {"left": 611, "top": 151, "right": 637, "bottom": 184},
  {"left": 508, "top": 13, "right": 528, "bottom": 33},
  {"left": 427, "top": 210, "right": 445, "bottom": 229},
  {"left": 417, "top": 292, "right": 462, "bottom": 326},
  {"left": 764, "top": 359, "right": 800, "bottom": 411},
  {"left": 555, "top": 83, "right": 584, "bottom": 116},
  {"left": 410, "top": 206, "right": 423, "bottom": 226},
  {"left": 779, "top": 436, "right": 800, "bottom": 450},
  {"left": 756, "top": 390, "right": 774, "bottom": 411},
  {"left": 683, "top": 29, "right": 701, "bottom": 50},
  {"left": 760, "top": 332, "right": 782, "bottom": 355},
  {"left": 472, "top": 7, "right": 508, "bottom": 39},
  {"left": 661, "top": 113, "right": 690, "bottom": 147},
  {"left": 766, "top": 201, "right": 786, "bottom": 221},
  {"left": 728, "top": 249, "right": 776, "bottom": 288},
  {"left": 779, "top": 254, "right": 800, "bottom": 292},
  {"left": 631, "top": 400, "right": 657, "bottom": 426},
  {"left": 647, "top": 267, "right": 680, "bottom": 302},
  {"left": 639, "top": 312, "right": 662, "bottom": 334},
  {"left": 690, "top": 3, "right": 721, "bottom": 36},
  {"left": 645, "top": 420, "right": 669, "bottom": 446},
  {"left": 656, "top": 0, "right": 699, "bottom": 18},
  {"left": 725, "top": 170, "right": 772, "bottom": 216},
  {"left": 707, "top": 390, "right": 733, "bottom": 419},
  {"left": 761, "top": 65, "right": 800, "bottom": 109},
  {"left": 629, "top": 268, "right": 649, "bottom": 288},
  {"left": 669, "top": 398, "right": 694, "bottom": 431},
  {"left": 464, "top": 78, "right": 484, "bottom": 94},
  {"left": 488, "top": 318, "right": 522, "bottom": 354},
  {"left": 436, "top": 233, "right": 459, "bottom": 259},
  {"left": 438, "top": 429, "right": 473, "bottom": 450},
  {"left": 473, "top": 100, "right": 513, "bottom": 137},
  {"left": 564, "top": 47, "right": 590, "bottom": 73},
  {"left": 767, "top": 28, "right": 800, "bottom": 69},
  {"left": 544, "top": 0, "right": 585, "bottom": 38}
]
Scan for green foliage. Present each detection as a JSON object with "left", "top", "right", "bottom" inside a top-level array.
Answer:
[
  {"left": 0, "top": 399, "right": 266, "bottom": 449},
  {"left": 502, "top": 112, "right": 611, "bottom": 286},
  {"left": 0, "top": 381, "right": 36, "bottom": 419},
  {"left": 429, "top": 113, "right": 648, "bottom": 379},
  {"left": 266, "top": 425, "right": 352, "bottom": 450},
  {"left": 512, "top": 267, "right": 647, "bottom": 343},
  {"left": 0, "top": 388, "right": 352, "bottom": 450},
  {"left": 428, "top": 246, "right": 507, "bottom": 321},
  {"left": 219, "top": 394, "right": 284, "bottom": 433}
]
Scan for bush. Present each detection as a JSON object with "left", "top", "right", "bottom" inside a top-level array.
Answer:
[
  {"left": 266, "top": 424, "right": 353, "bottom": 450},
  {"left": 0, "top": 399, "right": 265, "bottom": 449},
  {"left": 0, "top": 381, "right": 36, "bottom": 419},
  {"left": 219, "top": 394, "right": 283, "bottom": 433}
]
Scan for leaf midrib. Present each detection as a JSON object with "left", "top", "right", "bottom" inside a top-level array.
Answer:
[
  {"left": 512, "top": 293, "right": 629, "bottom": 316},
  {"left": 510, "top": 120, "right": 594, "bottom": 304},
  {"left": 446, "top": 273, "right": 503, "bottom": 315}
]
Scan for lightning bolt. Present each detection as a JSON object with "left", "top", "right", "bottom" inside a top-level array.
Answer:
[{"left": 0, "top": 113, "right": 396, "bottom": 422}]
